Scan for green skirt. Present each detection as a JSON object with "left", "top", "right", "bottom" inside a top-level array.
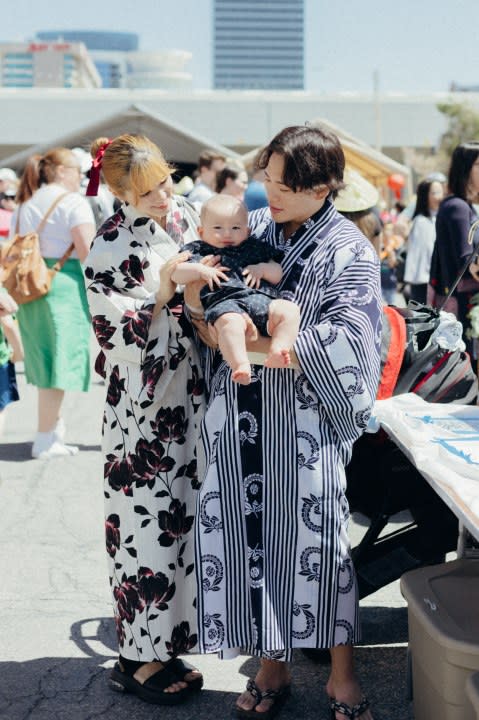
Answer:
[{"left": 17, "top": 258, "right": 90, "bottom": 391}]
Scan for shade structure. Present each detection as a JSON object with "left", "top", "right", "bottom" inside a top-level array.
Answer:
[
  {"left": 0, "top": 103, "right": 241, "bottom": 172},
  {"left": 241, "top": 116, "right": 412, "bottom": 197}
]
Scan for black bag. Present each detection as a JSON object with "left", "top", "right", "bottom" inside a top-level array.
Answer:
[{"left": 390, "top": 301, "right": 478, "bottom": 404}]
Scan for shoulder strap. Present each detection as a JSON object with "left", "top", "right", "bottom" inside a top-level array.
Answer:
[
  {"left": 36, "top": 192, "right": 71, "bottom": 234},
  {"left": 37, "top": 192, "right": 76, "bottom": 268}
]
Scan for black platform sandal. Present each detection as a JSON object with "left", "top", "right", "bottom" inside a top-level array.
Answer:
[
  {"left": 329, "top": 696, "right": 370, "bottom": 718},
  {"left": 167, "top": 657, "right": 204, "bottom": 691},
  {"left": 235, "top": 678, "right": 291, "bottom": 719},
  {"left": 109, "top": 660, "right": 190, "bottom": 705}
]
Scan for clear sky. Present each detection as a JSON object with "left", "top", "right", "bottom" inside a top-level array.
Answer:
[{"left": 1, "top": 0, "right": 479, "bottom": 94}]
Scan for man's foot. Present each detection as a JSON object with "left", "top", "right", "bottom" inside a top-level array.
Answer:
[
  {"left": 325, "top": 678, "right": 373, "bottom": 720},
  {"left": 236, "top": 662, "right": 291, "bottom": 716},
  {"left": 264, "top": 348, "right": 291, "bottom": 369},
  {"left": 232, "top": 364, "right": 252, "bottom": 384}
]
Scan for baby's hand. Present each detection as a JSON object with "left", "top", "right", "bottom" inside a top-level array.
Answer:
[
  {"left": 199, "top": 264, "right": 230, "bottom": 291},
  {"left": 243, "top": 263, "right": 265, "bottom": 289}
]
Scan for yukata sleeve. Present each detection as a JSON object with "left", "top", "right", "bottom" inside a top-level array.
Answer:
[
  {"left": 83, "top": 243, "right": 186, "bottom": 405},
  {"left": 294, "top": 242, "right": 382, "bottom": 454}
]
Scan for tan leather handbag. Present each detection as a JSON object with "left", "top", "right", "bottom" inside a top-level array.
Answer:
[{"left": 0, "top": 193, "right": 75, "bottom": 304}]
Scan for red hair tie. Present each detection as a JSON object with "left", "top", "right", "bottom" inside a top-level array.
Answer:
[{"left": 86, "top": 140, "right": 112, "bottom": 196}]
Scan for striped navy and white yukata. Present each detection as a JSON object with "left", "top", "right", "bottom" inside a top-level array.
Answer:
[{"left": 195, "top": 200, "right": 382, "bottom": 660}]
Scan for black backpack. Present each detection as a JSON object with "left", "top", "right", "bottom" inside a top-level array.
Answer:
[{"left": 382, "top": 301, "right": 478, "bottom": 405}]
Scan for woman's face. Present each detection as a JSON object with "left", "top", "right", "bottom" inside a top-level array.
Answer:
[
  {"left": 222, "top": 171, "right": 248, "bottom": 200},
  {"left": 263, "top": 152, "right": 327, "bottom": 229},
  {"left": 124, "top": 175, "right": 174, "bottom": 221},
  {"left": 428, "top": 181, "right": 444, "bottom": 211},
  {"left": 57, "top": 155, "right": 83, "bottom": 192}
]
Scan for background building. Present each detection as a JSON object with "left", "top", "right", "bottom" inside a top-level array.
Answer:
[
  {"left": 38, "top": 31, "right": 136, "bottom": 88},
  {"left": 37, "top": 30, "right": 192, "bottom": 89},
  {"left": 214, "top": 0, "right": 304, "bottom": 90},
  {"left": 0, "top": 41, "right": 101, "bottom": 88}
]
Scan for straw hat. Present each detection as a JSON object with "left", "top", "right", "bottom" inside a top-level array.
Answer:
[{"left": 334, "top": 168, "right": 379, "bottom": 213}]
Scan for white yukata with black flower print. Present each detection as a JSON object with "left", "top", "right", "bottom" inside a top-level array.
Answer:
[
  {"left": 195, "top": 200, "right": 382, "bottom": 660},
  {"left": 83, "top": 196, "right": 205, "bottom": 662}
]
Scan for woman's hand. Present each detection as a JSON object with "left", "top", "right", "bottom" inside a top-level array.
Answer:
[
  {"left": 155, "top": 251, "right": 191, "bottom": 313},
  {"left": 0, "top": 292, "right": 18, "bottom": 317}
]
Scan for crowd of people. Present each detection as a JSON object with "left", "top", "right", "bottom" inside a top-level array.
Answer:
[{"left": 1, "top": 126, "right": 479, "bottom": 720}]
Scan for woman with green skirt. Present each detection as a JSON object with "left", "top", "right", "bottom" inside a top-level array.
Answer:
[{"left": 11, "top": 149, "right": 95, "bottom": 458}]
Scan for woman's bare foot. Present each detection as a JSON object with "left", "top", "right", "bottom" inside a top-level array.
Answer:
[
  {"left": 232, "top": 363, "right": 252, "bottom": 384},
  {"left": 264, "top": 348, "right": 291, "bottom": 368},
  {"left": 132, "top": 661, "right": 188, "bottom": 694},
  {"left": 236, "top": 659, "right": 291, "bottom": 714}
]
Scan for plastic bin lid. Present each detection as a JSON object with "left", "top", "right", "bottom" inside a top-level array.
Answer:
[
  {"left": 401, "top": 559, "right": 479, "bottom": 649},
  {"left": 467, "top": 672, "right": 479, "bottom": 703}
]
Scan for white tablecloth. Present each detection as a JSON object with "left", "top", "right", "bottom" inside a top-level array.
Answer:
[{"left": 371, "top": 394, "right": 479, "bottom": 523}]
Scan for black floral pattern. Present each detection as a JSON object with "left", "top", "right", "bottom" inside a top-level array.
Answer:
[
  {"left": 92, "top": 316, "right": 116, "bottom": 350},
  {"left": 105, "top": 513, "right": 121, "bottom": 557},
  {"left": 106, "top": 366, "right": 126, "bottom": 407},
  {"left": 121, "top": 306, "right": 154, "bottom": 348},
  {"left": 158, "top": 499, "right": 194, "bottom": 547},
  {"left": 165, "top": 621, "right": 198, "bottom": 657}
]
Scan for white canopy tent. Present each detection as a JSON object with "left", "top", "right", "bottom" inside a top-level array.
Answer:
[{"left": 0, "top": 103, "right": 241, "bottom": 172}]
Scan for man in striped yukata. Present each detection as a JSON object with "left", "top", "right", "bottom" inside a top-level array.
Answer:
[{"left": 194, "top": 126, "right": 381, "bottom": 720}]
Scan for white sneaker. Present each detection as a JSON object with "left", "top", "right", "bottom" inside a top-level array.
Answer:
[
  {"left": 54, "top": 417, "right": 66, "bottom": 442},
  {"left": 32, "top": 432, "right": 79, "bottom": 459}
]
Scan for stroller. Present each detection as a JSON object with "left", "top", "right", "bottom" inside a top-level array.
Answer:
[{"left": 347, "top": 302, "right": 478, "bottom": 600}]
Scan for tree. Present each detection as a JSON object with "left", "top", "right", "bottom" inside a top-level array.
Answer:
[{"left": 437, "top": 101, "right": 479, "bottom": 158}]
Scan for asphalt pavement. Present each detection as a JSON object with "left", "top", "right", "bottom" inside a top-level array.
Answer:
[{"left": 0, "top": 344, "right": 415, "bottom": 720}]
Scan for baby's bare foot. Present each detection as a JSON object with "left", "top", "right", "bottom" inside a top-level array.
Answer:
[
  {"left": 232, "top": 364, "right": 252, "bottom": 384},
  {"left": 264, "top": 348, "right": 291, "bottom": 369}
]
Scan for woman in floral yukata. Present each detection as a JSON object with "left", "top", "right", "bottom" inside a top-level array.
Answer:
[
  {"left": 192, "top": 126, "right": 382, "bottom": 720},
  {"left": 83, "top": 134, "right": 209, "bottom": 706}
]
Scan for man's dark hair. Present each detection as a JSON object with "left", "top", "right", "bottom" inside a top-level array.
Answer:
[{"left": 256, "top": 125, "right": 345, "bottom": 197}]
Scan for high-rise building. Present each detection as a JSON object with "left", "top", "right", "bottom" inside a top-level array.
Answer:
[
  {"left": 214, "top": 0, "right": 304, "bottom": 90},
  {"left": 0, "top": 41, "right": 101, "bottom": 88}
]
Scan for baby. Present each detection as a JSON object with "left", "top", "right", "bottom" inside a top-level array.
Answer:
[{"left": 171, "top": 194, "right": 300, "bottom": 384}]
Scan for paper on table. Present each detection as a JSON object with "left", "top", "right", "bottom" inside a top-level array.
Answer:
[{"left": 372, "top": 393, "right": 479, "bottom": 505}]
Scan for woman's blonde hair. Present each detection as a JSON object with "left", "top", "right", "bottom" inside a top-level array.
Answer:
[
  {"left": 16, "top": 148, "right": 76, "bottom": 202},
  {"left": 90, "top": 134, "right": 174, "bottom": 203}
]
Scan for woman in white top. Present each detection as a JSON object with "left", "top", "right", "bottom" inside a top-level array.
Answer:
[
  {"left": 12, "top": 149, "right": 95, "bottom": 458},
  {"left": 404, "top": 179, "right": 444, "bottom": 304}
]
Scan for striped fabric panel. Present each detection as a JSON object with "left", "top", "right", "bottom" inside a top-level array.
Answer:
[
  {"left": 262, "top": 370, "right": 298, "bottom": 649},
  {"left": 216, "top": 380, "right": 252, "bottom": 648}
]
